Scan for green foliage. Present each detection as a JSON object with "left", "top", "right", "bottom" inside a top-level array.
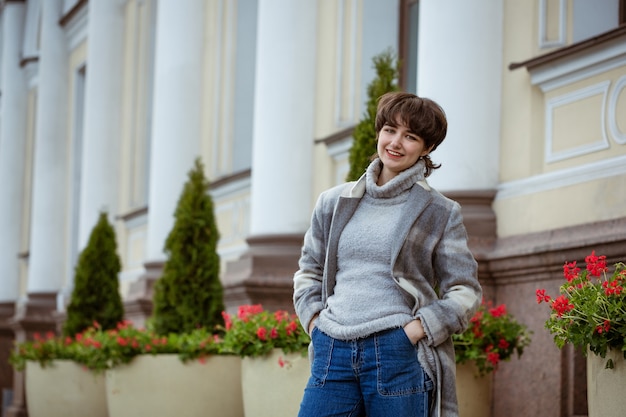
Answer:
[
  {"left": 10, "top": 321, "right": 223, "bottom": 372},
  {"left": 220, "top": 305, "right": 310, "bottom": 358},
  {"left": 346, "top": 49, "right": 400, "bottom": 181},
  {"left": 9, "top": 331, "right": 75, "bottom": 371},
  {"left": 63, "top": 212, "right": 124, "bottom": 337},
  {"left": 537, "top": 252, "right": 626, "bottom": 366},
  {"left": 151, "top": 157, "right": 224, "bottom": 335},
  {"left": 453, "top": 300, "right": 532, "bottom": 376}
]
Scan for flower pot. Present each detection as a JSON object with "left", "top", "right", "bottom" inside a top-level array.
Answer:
[
  {"left": 25, "top": 360, "right": 107, "bottom": 417},
  {"left": 455, "top": 362, "right": 492, "bottom": 417},
  {"left": 587, "top": 348, "right": 626, "bottom": 417},
  {"left": 241, "top": 349, "right": 309, "bottom": 417},
  {"left": 105, "top": 354, "right": 244, "bottom": 417}
]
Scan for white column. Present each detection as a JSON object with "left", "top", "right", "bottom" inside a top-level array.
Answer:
[
  {"left": 249, "top": 0, "right": 317, "bottom": 235},
  {"left": 417, "top": 0, "right": 503, "bottom": 191},
  {"left": 26, "top": 0, "right": 69, "bottom": 294},
  {"left": 78, "top": 0, "right": 125, "bottom": 247},
  {"left": 0, "top": 3, "right": 28, "bottom": 302},
  {"left": 145, "top": 0, "right": 204, "bottom": 261}
]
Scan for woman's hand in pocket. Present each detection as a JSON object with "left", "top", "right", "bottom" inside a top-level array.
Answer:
[{"left": 403, "top": 319, "right": 425, "bottom": 345}]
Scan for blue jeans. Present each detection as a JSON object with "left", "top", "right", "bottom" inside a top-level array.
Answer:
[{"left": 298, "top": 327, "right": 434, "bottom": 417}]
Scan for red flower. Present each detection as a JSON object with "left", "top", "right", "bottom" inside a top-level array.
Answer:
[
  {"left": 585, "top": 251, "right": 608, "bottom": 277},
  {"left": 489, "top": 304, "right": 507, "bottom": 318},
  {"left": 563, "top": 261, "right": 581, "bottom": 282},
  {"left": 536, "top": 289, "right": 551, "bottom": 304},
  {"left": 595, "top": 320, "right": 611, "bottom": 334},
  {"left": 117, "top": 337, "right": 128, "bottom": 346},
  {"left": 117, "top": 320, "right": 132, "bottom": 330},
  {"left": 270, "top": 328, "right": 279, "bottom": 339},
  {"left": 222, "top": 311, "right": 232, "bottom": 330},
  {"left": 286, "top": 321, "right": 298, "bottom": 336},
  {"left": 487, "top": 351, "right": 500, "bottom": 366},
  {"left": 498, "top": 338, "right": 510, "bottom": 349},
  {"left": 238, "top": 304, "right": 264, "bottom": 322},
  {"left": 256, "top": 326, "right": 267, "bottom": 341},
  {"left": 551, "top": 295, "right": 574, "bottom": 317}
]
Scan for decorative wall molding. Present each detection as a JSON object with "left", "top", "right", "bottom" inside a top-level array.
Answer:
[
  {"left": 544, "top": 81, "right": 610, "bottom": 163},
  {"left": 326, "top": 133, "right": 352, "bottom": 185},
  {"left": 22, "top": 61, "right": 39, "bottom": 89},
  {"left": 608, "top": 74, "right": 626, "bottom": 144},
  {"left": 21, "top": 0, "right": 41, "bottom": 59},
  {"left": 496, "top": 154, "right": 626, "bottom": 200},
  {"left": 334, "top": 0, "right": 358, "bottom": 127},
  {"left": 538, "top": 0, "right": 567, "bottom": 49},
  {"left": 530, "top": 42, "right": 626, "bottom": 92},
  {"left": 211, "top": 174, "right": 251, "bottom": 248},
  {"left": 62, "top": 0, "right": 88, "bottom": 50}
]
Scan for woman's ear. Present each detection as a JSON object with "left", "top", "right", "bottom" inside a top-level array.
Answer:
[{"left": 421, "top": 145, "right": 434, "bottom": 157}]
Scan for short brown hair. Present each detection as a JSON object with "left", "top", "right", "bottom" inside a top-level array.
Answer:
[{"left": 375, "top": 92, "right": 447, "bottom": 176}]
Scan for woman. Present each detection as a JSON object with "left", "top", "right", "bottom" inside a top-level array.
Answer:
[{"left": 293, "top": 92, "right": 482, "bottom": 417}]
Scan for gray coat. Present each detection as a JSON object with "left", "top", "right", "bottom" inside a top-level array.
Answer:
[{"left": 293, "top": 172, "right": 482, "bottom": 417}]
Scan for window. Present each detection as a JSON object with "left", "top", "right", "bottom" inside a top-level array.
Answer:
[{"left": 572, "top": 0, "right": 623, "bottom": 42}]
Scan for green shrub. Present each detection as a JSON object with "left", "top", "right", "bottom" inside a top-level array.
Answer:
[
  {"left": 346, "top": 49, "right": 400, "bottom": 181},
  {"left": 63, "top": 212, "right": 124, "bottom": 337},
  {"left": 151, "top": 157, "right": 224, "bottom": 335}
]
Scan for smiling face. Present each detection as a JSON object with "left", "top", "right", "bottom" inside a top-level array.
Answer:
[
  {"left": 373, "top": 92, "right": 448, "bottom": 180},
  {"left": 376, "top": 120, "right": 431, "bottom": 185}
]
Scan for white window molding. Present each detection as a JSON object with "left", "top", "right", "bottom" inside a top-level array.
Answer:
[
  {"left": 334, "top": 0, "right": 359, "bottom": 127},
  {"left": 539, "top": 0, "right": 567, "bottom": 49}
]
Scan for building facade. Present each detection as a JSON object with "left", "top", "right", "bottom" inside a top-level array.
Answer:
[{"left": 0, "top": 0, "right": 624, "bottom": 416}]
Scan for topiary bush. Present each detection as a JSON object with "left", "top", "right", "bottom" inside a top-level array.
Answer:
[
  {"left": 63, "top": 211, "right": 124, "bottom": 337},
  {"left": 151, "top": 157, "right": 224, "bottom": 335},
  {"left": 346, "top": 49, "right": 400, "bottom": 181}
]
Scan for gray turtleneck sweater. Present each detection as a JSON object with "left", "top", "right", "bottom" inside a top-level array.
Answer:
[{"left": 317, "top": 159, "right": 422, "bottom": 340}]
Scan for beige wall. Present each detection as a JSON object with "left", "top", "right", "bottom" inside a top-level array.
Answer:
[{"left": 497, "top": 0, "right": 626, "bottom": 237}]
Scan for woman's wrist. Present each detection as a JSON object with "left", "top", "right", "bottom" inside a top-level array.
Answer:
[
  {"left": 308, "top": 314, "right": 319, "bottom": 334},
  {"left": 403, "top": 318, "right": 425, "bottom": 344}
]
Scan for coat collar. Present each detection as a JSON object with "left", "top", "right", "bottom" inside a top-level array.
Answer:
[{"left": 342, "top": 172, "right": 431, "bottom": 199}]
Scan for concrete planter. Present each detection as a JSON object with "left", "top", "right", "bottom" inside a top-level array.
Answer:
[
  {"left": 105, "top": 354, "right": 243, "bottom": 417},
  {"left": 25, "top": 360, "right": 107, "bottom": 417},
  {"left": 587, "top": 348, "right": 626, "bottom": 417},
  {"left": 455, "top": 362, "right": 493, "bottom": 417},
  {"left": 241, "top": 349, "right": 309, "bottom": 417}
]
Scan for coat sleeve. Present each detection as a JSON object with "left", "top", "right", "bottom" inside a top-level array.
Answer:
[
  {"left": 293, "top": 193, "right": 328, "bottom": 335},
  {"left": 416, "top": 202, "right": 482, "bottom": 347}
]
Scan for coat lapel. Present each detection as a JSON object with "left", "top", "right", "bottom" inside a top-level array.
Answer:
[
  {"left": 323, "top": 195, "right": 361, "bottom": 300},
  {"left": 390, "top": 183, "right": 433, "bottom": 267}
]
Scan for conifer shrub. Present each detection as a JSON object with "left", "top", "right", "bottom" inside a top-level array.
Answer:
[
  {"left": 346, "top": 49, "right": 400, "bottom": 181},
  {"left": 63, "top": 211, "right": 124, "bottom": 337},
  {"left": 151, "top": 157, "right": 224, "bottom": 335}
]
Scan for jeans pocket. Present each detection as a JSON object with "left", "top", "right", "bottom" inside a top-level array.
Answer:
[
  {"left": 375, "top": 328, "right": 431, "bottom": 396},
  {"left": 309, "top": 328, "right": 332, "bottom": 387}
]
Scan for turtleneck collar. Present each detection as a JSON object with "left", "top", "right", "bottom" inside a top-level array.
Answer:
[{"left": 365, "top": 158, "right": 426, "bottom": 198}]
